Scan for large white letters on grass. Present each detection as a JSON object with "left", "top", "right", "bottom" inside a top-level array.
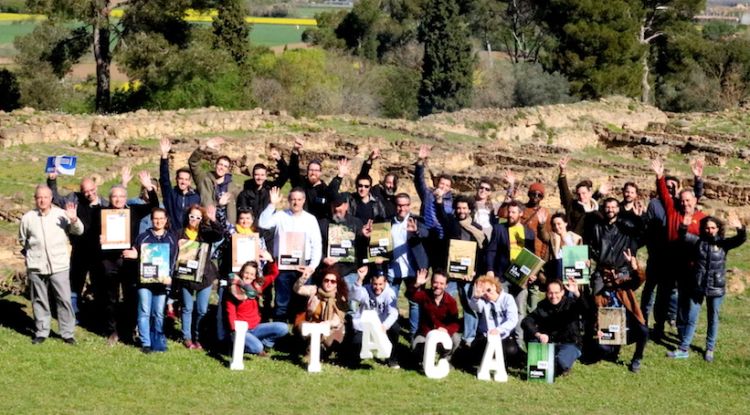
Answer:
[
  {"left": 230, "top": 321, "right": 249, "bottom": 371},
  {"left": 302, "top": 322, "right": 330, "bottom": 373},
  {"left": 423, "top": 329, "right": 451, "bottom": 379},
  {"left": 359, "top": 309, "right": 393, "bottom": 359},
  {"left": 477, "top": 334, "right": 508, "bottom": 382}
]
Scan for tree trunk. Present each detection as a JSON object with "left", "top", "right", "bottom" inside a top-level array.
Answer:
[
  {"left": 486, "top": 39, "right": 493, "bottom": 67},
  {"left": 93, "top": 9, "right": 111, "bottom": 114},
  {"left": 641, "top": 49, "right": 650, "bottom": 104}
]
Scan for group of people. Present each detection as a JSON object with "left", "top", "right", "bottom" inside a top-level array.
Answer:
[{"left": 18, "top": 136, "right": 745, "bottom": 377}]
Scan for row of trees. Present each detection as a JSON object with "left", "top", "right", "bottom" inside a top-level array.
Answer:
[{"left": 3, "top": 0, "right": 750, "bottom": 116}]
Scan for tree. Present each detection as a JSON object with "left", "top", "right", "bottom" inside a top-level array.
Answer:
[
  {"left": 536, "top": 0, "right": 645, "bottom": 99},
  {"left": 0, "top": 68, "right": 21, "bottom": 112},
  {"left": 335, "top": 0, "right": 383, "bottom": 60},
  {"left": 417, "top": 0, "right": 474, "bottom": 115},
  {"left": 468, "top": 0, "right": 545, "bottom": 65},
  {"left": 26, "top": 0, "right": 115, "bottom": 113},
  {"left": 212, "top": 0, "right": 251, "bottom": 65}
]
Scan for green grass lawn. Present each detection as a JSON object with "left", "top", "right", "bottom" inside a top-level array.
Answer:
[{"left": 1, "top": 290, "right": 749, "bottom": 414}]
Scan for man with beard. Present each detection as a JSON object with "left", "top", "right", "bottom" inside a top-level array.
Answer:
[
  {"left": 407, "top": 269, "right": 461, "bottom": 361},
  {"left": 434, "top": 191, "right": 487, "bottom": 345},
  {"left": 342, "top": 174, "right": 388, "bottom": 224},
  {"left": 286, "top": 137, "right": 347, "bottom": 220},
  {"left": 358, "top": 148, "right": 398, "bottom": 218},
  {"left": 237, "top": 146, "right": 289, "bottom": 218}
]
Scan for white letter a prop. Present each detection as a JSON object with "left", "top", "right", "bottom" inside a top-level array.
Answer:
[
  {"left": 359, "top": 310, "right": 393, "bottom": 359},
  {"left": 477, "top": 334, "right": 508, "bottom": 382}
]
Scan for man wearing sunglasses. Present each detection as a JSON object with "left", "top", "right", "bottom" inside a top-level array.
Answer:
[
  {"left": 341, "top": 174, "right": 388, "bottom": 224},
  {"left": 359, "top": 148, "right": 399, "bottom": 217}
]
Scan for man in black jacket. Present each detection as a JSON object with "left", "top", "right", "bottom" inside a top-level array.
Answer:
[
  {"left": 285, "top": 137, "right": 346, "bottom": 219},
  {"left": 319, "top": 193, "right": 368, "bottom": 298},
  {"left": 358, "top": 148, "right": 398, "bottom": 217},
  {"left": 237, "top": 146, "right": 289, "bottom": 217},
  {"left": 522, "top": 278, "right": 585, "bottom": 376}
]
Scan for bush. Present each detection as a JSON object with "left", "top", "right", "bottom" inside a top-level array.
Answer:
[
  {"left": 374, "top": 65, "right": 419, "bottom": 119},
  {"left": 657, "top": 66, "right": 723, "bottom": 112},
  {"left": 0, "top": 68, "right": 21, "bottom": 112},
  {"left": 513, "top": 63, "right": 572, "bottom": 107},
  {"left": 472, "top": 61, "right": 515, "bottom": 109}
]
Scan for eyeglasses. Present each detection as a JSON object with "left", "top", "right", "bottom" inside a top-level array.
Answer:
[
  {"left": 478, "top": 186, "right": 491, "bottom": 192},
  {"left": 357, "top": 184, "right": 371, "bottom": 189},
  {"left": 528, "top": 192, "right": 544, "bottom": 198},
  {"left": 323, "top": 278, "right": 337, "bottom": 284},
  {"left": 307, "top": 168, "right": 321, "bottom": 172},
  {"left": 188, "top": 215, "right": 202, "bottom": 220},
  {"left": 397, "top": 203, "right": 410, "bottom": 208}
]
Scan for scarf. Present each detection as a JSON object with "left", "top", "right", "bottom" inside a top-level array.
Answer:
[
  {"left": 314, "top": 287, "right": 343, "bottom": 323},
  {"left": 459, "top": 217, "right": 486, "bottom": 246},
  {"left": 236, "top": 225, "right": 254, "bottom": 235},
  {"left": 185, "top": 227, "right": 198, "bottom": 241}
]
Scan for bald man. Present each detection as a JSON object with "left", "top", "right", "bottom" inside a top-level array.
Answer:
[
  {"left": 47, "top": 172, "right": 109, "bottom": 319},
  {"left": 19, "top": 185, "right": 84, "bottom": 344}
]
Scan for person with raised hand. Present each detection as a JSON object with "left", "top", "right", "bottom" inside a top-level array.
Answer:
[
  {"left": 407, "top": 268, "right": 461, "bottom": 362},
  {"left": 414, "top": 144, "right": 453, "bottom": 268},
  {"left": 557, "top": 156, "right": 601, "bottom": 238},
  {"left": 159, "top": 137, "right": 200, "bottom": 231},
  {"left": 669, "top": 212, "right": 746, "bottom": 362},
  {"left": 467, "top": 275, "right": 519, "bottom": 368},
  {"left": 358, "top": 148, "right": 399, "bottom": 217},
  {"left": 188, "top": 136, "right": 237, "bottom": 224},
  {"left": 19, "top": 185, "right": 83, "bottom": 345},
  {"left": 284, "top": 137, "right": 345, "bottom": 219},
  {"left": 258, "top": 186, "right": 322, "bottom": 322},
  {"left": 522, "top": 277, "right": 586, "bottom": 377}
]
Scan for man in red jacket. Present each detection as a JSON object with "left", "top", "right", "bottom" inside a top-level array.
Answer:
[{"left": 407, "top": 269, "right": 461, "bottom": 361}]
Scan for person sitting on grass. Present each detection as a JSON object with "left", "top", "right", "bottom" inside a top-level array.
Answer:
[
  {"left": 467, "top": 275, "right": 519, "bottom": 368},
  {"left": 669, "top": 212, "right": 746, "bottom": 362},
  {"left": 293, "top": 267, "right": 349, "bottom": 363},
  {"left": 226, "top": 258, "right": 286, "bottom": 357},
  {"left": 122, "top": 208, "right": 178, "bottom": 354},
  {"left": 407, "top": 269, "right": 461, "bottom": 364},
  {"left": 349, "top": 265, "right": 401, "bottom": 369},
  {"left": 521, "top": 277, "right": 585, "bottom": 377}
]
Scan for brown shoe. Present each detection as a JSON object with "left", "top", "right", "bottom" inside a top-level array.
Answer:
[
  {"left": 107, "top": 333, "right": 119, "bottom": 347},
  {"left": 257, "top": 350, "right": 269, "bottom": 358},
  {"left": 183, "top": 339, "right": 194, "bottom": 349}
]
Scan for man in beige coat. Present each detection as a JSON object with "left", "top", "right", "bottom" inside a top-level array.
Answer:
[{"left": 19, "top": 185, "right": 83, "bottom": 344}]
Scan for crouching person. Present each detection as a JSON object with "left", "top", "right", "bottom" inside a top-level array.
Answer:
[
  {"left": 226, "top": 258, "right": 286, "bottom": 356},
  {"left": 468, "top": 275, "right": 519, "bottom": 368},
  {"left": 349, "top": 265, "right": 401, "bottom": 368},
  {"left": 294, "top": 268, "right": 349, "bottom": 363},
  {"left": 522, "top": 278, "right": 585, "bottom": 376},
  {"left": 407, "top": 269, "right": 461, "bottom": 364}
]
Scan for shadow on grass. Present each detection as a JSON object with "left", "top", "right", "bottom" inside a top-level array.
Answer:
[{"left": 0, "top": 295, "right": 34, "bottom": 338}]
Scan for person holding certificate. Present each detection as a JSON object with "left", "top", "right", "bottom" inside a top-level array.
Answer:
[
  {"left": 122, "top": 208, "right": 178, "bottom": 353},
  {"left": 258, "top": 187, "right": 322, "bottom": 322},
  {"left": 95, "top": 171, "right": 159, "bottom": 346},
  {"left": 175, "top": 204, "right": 223, "bottom": 350}
]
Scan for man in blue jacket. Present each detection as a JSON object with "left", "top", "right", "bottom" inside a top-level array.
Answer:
[
  {"left": 159, "top": 138, "right": 201, "bottom": 230},
  {"left": 414, "top": 144, "right": 453, "bottom": 269}
]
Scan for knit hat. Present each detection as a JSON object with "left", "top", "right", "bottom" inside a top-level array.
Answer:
[{"left": 528, "top": 183, "right": 545, "bottom": 196}]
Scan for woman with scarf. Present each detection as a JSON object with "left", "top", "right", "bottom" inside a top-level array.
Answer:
[
  {"left": 293, "top": 267, "right": 349, "bottom": 360},
  {"left": 175, "top": 204, "right": 223, "bottom": 350},
  {"left": 225, "top": 256, "right": 285, "bottom": 356}
]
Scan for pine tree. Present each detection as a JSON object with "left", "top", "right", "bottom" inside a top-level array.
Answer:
[
  {"left": 417, "top": 0, "right": 474, "bottom": 116},
  {"left": 213, "top": 0, "right": 251, "bottom": 65}
]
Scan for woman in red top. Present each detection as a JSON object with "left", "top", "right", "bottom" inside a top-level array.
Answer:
[{"left": 225, "top": 256, "right": 286, "bottom": 356}]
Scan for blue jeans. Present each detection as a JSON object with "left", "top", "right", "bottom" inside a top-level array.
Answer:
[
  {"left": 342, "top": 272, "right": 358, "bottom": 313},
  {"left": 239, "top": 322, "right": 289, "bottom": 354},
  {"left": 556, "top": 343, "right": 581, "bottom": 373},
  {"left": 274, "top": 270, "right": 300, "bottom": 321},
  {"left": 215, "top": 284, "right": 227, "bottom": 343},
  {"left": 181, "top": 286, "right": 211, "bottom": 342},
  {"left": 389, "top": 277, "right": 419, "bottom": 337},
  {"left": 137, "top": 288, "right": 166, "bottom": 349},
  {"left": 678, "top": 294, "right": 724, "bottom": 351},
  {"left": 446, "top": 280, "right": 477, "bottom": 343}
]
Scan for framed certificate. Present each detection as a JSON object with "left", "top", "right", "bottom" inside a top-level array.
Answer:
[
  {"left": 278, "top": 231, "right": 305, "bottom": 270},
  {"left": 101, "top": 209, "right": 131, "bottom": 250},
  {"left": 175, "top": 240, "right": 209, "bottom": 282},
  {"left": 232, "top": 233, "right": 260, "bottom": 272},
  {"left": 140, "top": 243, "right": 171, "bottom": 284},
  {"left": 367, "top": 222, "right": 392, "bottom": 262},
  {"left": 328, "top": 223, "right": 356, "bottom": 263},
  {"left": 447, "top": 239, "right": 476, "bottom": 281}
]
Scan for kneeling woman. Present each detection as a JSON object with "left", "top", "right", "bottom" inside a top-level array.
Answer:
[
  {"left": 293, "top": 268, "right": 349, "bottom": 360},
  {"left": 468, "top": 275, "right": 520, "bottom": 367},
  {"left": 671, "top": 213, "right": 746, "bottom": 362},
  {"left": 226, "top": 257, "right": 286, "bottom": 356},
  {"left": 123, "top": 208, "right": 178, "bottom": 353}
]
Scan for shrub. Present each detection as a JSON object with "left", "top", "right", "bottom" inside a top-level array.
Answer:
[{"left": 0, "top": 68, "right": 21, "bottom": 112}]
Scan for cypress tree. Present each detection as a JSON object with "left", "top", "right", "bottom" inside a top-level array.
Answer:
[
  {"left": 213, "top": 0, "right": 252, "bottom": 65},
  {"left": 417, "top": 0, "right": 474, "bottom": 116}
]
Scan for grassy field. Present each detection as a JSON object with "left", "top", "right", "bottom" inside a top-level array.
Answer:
[{"left": 1, "top": 290, "right": 749, "bottom": 414}]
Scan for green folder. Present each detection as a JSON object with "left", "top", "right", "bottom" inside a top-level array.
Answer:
[
  {"left": 562, "top": 245, "right": 590, "bottom": 285},
  {"left": 504, "top": 248, "right": 545, "bottom": 287},
  {"left": 527, "top": 342, "right": 555, "bottom": 383}
]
